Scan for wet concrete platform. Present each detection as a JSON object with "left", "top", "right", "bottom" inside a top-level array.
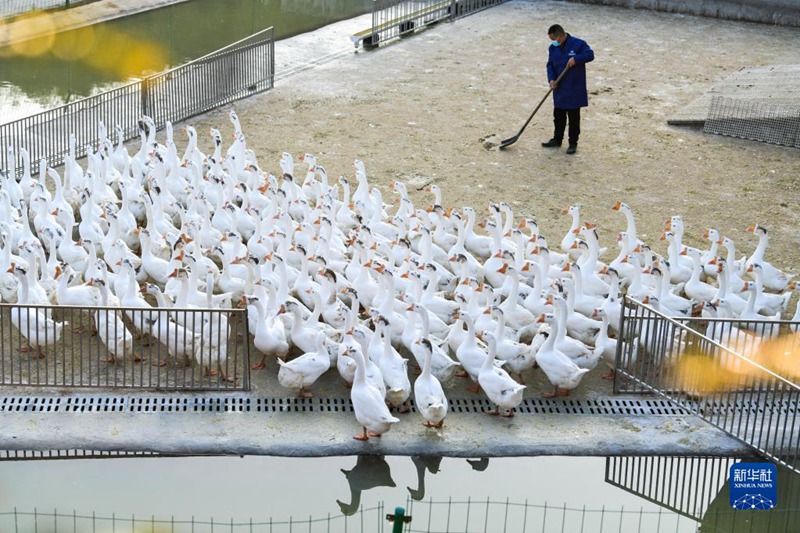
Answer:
[{"left": 0, "top": 389, "right": 753, "bottom": 458}]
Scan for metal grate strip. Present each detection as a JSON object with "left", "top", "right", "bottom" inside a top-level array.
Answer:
[
  {"left": 0, "top": 449, "right": 161, "bottom": 461},
  {"left": 0, "top": 395, "right": 696, "bottom": 416}
]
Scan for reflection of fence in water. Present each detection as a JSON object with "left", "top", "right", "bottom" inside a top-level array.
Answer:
[
  {"left": 615, "top": 297, "right": 800, "bottom": 474},
  {"left": 606, "top": 456, "right": 737, "bottom": 522},
  {"left": 0, "top": 499, "right": 697, "bottom": 533},
  {"left": 0, "top": 304, "right": 249, "bottom": 391}
]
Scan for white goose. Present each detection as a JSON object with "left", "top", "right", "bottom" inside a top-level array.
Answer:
[
  {"left": 140, "top": 300, "right": 202, "bottom": 369},
  {"left": 552, "top": 295, "right": 598, "bottom": 370},
  {"left": 349, "top": 342, "right": 399, "bottom": 441},
  {"left": 376, "top": 318, "right": 411, "bottom": 412},
  {"left": 406, "top": 303, "right": 459, "bottom": 383},
  {"left": 488, "top": 307, "right": 536, "bottom": 381},
  {"left": 746, "top": 264, "right": 793, "bottom": 316},
  {"left": 682, "top": 247, "right": 718, "bottom": 303},
  {"left": 455, "top": 312, "right": 490, "bottom": 390},
  {"left": 8, "top": 264, "right": 66, "bottom": 358},
  {"left": 744, "top": 225, "right": 792, "bottom": 292},
  {"left": 277, "top": 331, "right": 330, "bottom": 398},
  {"left": 534, "top": 313, "right": 590, "bottom": 398},
  {"left": 478, "top": 332, "right": 526, "bottom": 416},
  {"left": 412, "top": 338, "right": 449, "bottom": 428},
  {"left": 87, "top": 278, "right": 138, "bottom": 364},
  {"left": 242, "top": 295, "right": 289, "bottom": 370}
]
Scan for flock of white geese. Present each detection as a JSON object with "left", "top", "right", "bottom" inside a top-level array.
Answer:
[{"left": 0, "top": 111, "right": 796, "bottom": 440}]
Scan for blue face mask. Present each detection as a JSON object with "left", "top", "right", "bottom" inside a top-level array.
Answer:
[{"left": 551, "top": 40, "right": 560, "bottom": 47}]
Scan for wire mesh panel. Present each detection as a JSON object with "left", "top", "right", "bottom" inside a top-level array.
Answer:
[
  {"left": 615, "top": 296, "right": 800, "bottom": 474},
  {"left": 0, "top": 27, "right": 274, "bottom": 176},
  {"left": 704, "top": 95, "right": 800, "bottom": 148},
  {"left": 0, "top": 304, "right": 250, "bottom": 391}
]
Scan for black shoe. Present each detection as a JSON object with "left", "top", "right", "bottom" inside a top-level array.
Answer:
[
  {"left": 566, "top": 144, "right": 577, "bottom": 155},
  {"left": 541, "top": 138, "right": 562, "bottom": 148}
]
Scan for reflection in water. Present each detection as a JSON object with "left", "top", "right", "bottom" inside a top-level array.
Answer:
[
  {"left": 336, "top": 455, "right": 396, "bottom": 516},
  {"left": 0, "top": 454, "right": 796, "bottom": 531},
  {"left": 407, "top": 455, "right": 443, "bottom": 501},
  {"left": 466, "top": 456, "right": 490, "bottom": 471},
  {"left": 608, "top": 456, "right": 800, "bottom": 533}
]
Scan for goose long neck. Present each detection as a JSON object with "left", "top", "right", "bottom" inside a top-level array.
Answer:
[
  {"left": 421, "top": 342, "right": 433, "bottom": 377},
  {"left": 597, "top": 313, "right": 610, "bottom": 343},
  {"left": 481, "top": 337, "right": 495, "bottom": 372},
  {"left": 754, "top": 233, "right": 768, "bottom": 260},
  {"left": 418, "top": 308, "right": 431, "bottom": 337},
  {"left": 624, "top": 211, "right": 637, "bottom": 242},
  {"left": 554, "top": 301, "right": 568, "bottom": 341}
]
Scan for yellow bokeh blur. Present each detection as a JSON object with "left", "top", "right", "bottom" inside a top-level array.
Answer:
[
  {"left": 758, "top": 331, "right": 800, "bottom": 381},
  {"left": 52, "top": 24, "right": 96, "bottom": 61},
  {"left": 117, "top": 40, "right": 168, "bottom": 78},
  {"left": 8, "top": 11, "right": 56, "bottom": 57},
  {"left": 83, "top": 29, "right": 128, "bottom": 73},
  {"left": 673, "top": 331, "right": 799, "bottom": 396},
  {"left": 1, "top": 11, "right": 169, "bottom": 80}
]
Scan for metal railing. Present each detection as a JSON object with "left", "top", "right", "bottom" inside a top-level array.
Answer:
[
  {"left": 606, "top": 456, "right": 738, "bottom": 522},
  {"left": 353, "top": 0, "right": 508, "bottom": 49},
  {"left": 0, "top": 499, "right": 697, "bottom": 533},
  {"left": 704, "top": 95, "right": 800, "bottom": 148},
  {"left": 0, "top": 0, "right": 95, "bottom": 20},
  {"left": 0, "top": 303, "right": 250, "bottom": 391},
  {"left": 0, "top": 27, "right": 275, "bottom": 175},
  {"left": 615, "top": 296, "right": 800, "bottom": 473},
  {"left": 606, "top": 455, "right": 800, "bottom": 532}
]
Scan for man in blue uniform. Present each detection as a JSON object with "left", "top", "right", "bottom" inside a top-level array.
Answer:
[{"left": 541, "top": 24, "right": 594, "bottom": 155}]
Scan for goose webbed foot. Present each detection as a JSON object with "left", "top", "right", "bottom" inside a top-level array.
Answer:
[{"left": 541, "top": 386, "right": 559, "bottom": 398}]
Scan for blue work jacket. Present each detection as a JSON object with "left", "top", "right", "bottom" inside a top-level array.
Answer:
[{"left": 546, "top": 34, "right": 594, "bottom": 109}]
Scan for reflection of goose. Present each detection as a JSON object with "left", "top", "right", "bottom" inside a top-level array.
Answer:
[
  {"left": 466, "top": 457, "right": 490, "bottom": 471},
  {"left": 407, "top": 455, "right": 443, "bottom": 501},
  {"left": 336, "top": 455, "right": 396, "bottom": 516}
]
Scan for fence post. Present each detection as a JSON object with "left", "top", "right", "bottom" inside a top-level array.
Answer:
[
  {"left": 386, "top": 507, "right": 410, "bottom": 533},
  {"left": 141, "top": 78, "right": 150, "bottom": 117}
]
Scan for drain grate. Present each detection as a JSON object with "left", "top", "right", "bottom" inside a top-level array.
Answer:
[
  {"left": 0, "top": 395, "right": 697, "bottom": 416},
  {"left": 0, "top": 449, "right": 161, "bottom": 461}
]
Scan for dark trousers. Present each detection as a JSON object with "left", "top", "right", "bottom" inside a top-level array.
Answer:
[{"left": 553, "top": 107, "right": 581, "bottom": 146}]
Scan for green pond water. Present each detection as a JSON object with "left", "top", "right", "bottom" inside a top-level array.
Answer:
[{"left": 0, "top": 455, "right": 797, "bottom": 532}]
